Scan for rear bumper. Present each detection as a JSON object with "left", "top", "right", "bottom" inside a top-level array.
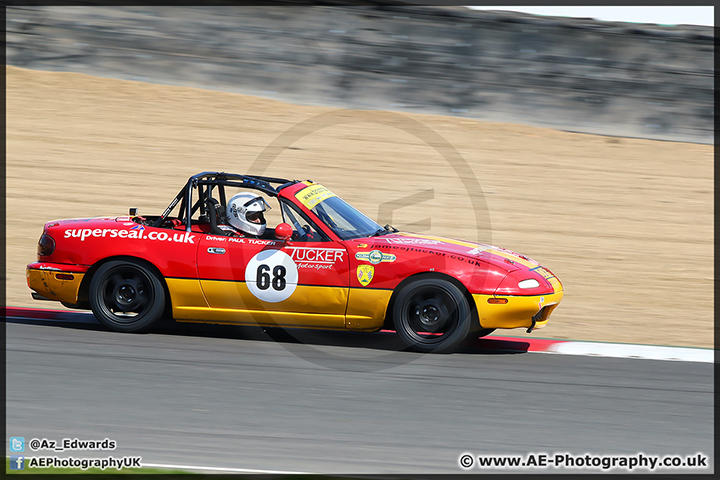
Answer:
[
  {"left": 26, "top": 262, "right": 88, "bottom": 304},
  {"left": 473, "top": 290, "right": 563, "bottom": 331}
]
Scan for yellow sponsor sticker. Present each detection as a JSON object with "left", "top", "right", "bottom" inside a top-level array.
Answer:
[
  {"left": 295, "top": 184, "right": 337, "bottom": 210},
  {"left": 535, "top": 267, "right": 554, "bottom": 280},
  {"left": 533, "top": 266, "right": 563, "bottom": 292},
  {"left": 357, "top": 265, "right": 375, "bottom": 286}
]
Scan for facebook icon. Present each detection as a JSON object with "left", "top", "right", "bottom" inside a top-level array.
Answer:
[{"left": 10, "top": 455, "right": 25, "bottom": 470}]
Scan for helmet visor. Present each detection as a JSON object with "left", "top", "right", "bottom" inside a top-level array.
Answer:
[
  {"left": 243, "top": 197, "right": 272, "bottom": 210},
  {"left": 246, "top": 211, "right": 265, "bottom": 223}
]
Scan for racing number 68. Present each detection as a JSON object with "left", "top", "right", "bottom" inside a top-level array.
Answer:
[
  {"left": 256, "top": 264, "right": 287, "bottom": 291},
  {"left": 245, "top": 250, "right": 298, "bottom": 302}
]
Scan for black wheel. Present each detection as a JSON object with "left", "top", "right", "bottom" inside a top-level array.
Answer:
[
  {"left": 392, "top": 278, "right": 473, "bottom": 353},
  {"left": 89, "top": 259, "right": 165, "bottom": 333}
]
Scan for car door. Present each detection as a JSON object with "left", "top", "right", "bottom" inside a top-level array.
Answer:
[{"left": 196, "top": 200, "right": 349, "bottom": 328}]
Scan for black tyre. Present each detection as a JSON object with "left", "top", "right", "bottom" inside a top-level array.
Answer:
[
  {"left": 477, "top": 328, "right": 496, "bottom": 338},
  {"left": 392, "top": 278, "right": 473, "bottom": 353},
  {"left": 89, "top": 259, "right": 165, "bottom": 333},
  {"left": 61, "top": 301, "right": 90, "bottom": 310}
]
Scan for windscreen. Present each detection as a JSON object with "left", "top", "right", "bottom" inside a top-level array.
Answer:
[{"left": 294, "top": 184, "right": 384, "bottom": 240}]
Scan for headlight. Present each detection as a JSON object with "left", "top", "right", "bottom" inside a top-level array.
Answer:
[{"left": 518, "top": 279, "right": 540, "bottom": 289}]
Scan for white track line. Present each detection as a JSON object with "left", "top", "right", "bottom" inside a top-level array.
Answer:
[
  {"left": 543, "top": 342, "right": 714, "bottom": 363},
  {"left": 142, "top": 462, "right": 313, "bottom": 474}
]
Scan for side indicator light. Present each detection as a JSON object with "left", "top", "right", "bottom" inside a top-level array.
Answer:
[
  {"left": 488, "top": 297, "right": 509, "bottom": 304},
  {"left": 56, "top": 273, "right": 74, "bottom": 281}
]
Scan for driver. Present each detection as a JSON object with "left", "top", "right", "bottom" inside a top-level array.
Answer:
[{"left": 226, "top": 192, "right": 271, "bottom": 237}]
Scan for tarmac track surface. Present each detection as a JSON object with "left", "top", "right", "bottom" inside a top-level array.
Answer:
[{"left": 5, "top": 315, "right": 714, "bottom": 474}]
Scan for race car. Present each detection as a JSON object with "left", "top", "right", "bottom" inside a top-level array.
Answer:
[{"left": 27, "top": 172, "right": 563, "bottom": 353}]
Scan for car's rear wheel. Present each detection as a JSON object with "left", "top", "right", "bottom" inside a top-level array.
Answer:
[
  {"left": 392, "top": 278, "right": 473, "bottom": 353},
  {"left": 89, "top": 259, "right": 165, "bottom": 333}
]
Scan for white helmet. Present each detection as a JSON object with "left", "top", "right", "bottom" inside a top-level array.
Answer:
[{"left": 227, "top": 192, "right": 271, "bottom": 236}]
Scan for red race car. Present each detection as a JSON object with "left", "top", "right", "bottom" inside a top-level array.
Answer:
[{"left": 27, "top": 172, "right": 563, "bottom": 352}]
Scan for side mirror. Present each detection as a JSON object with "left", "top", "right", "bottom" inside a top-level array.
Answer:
[{"left": 274, "top": 223, "right": 293, "bottom": 241}]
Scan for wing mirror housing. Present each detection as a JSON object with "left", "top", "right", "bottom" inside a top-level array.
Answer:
[{"left": 275, "top": 223, "right": 293, "bottom": 241}]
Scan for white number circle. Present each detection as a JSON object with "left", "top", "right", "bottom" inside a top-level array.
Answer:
[{"left": 245, "top": 249, "right": 298, "bottom": 303}]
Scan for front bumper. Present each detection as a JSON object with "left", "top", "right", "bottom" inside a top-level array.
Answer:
[
  {"left": 26, "top": 262, "right": 88, "bottom": 304},
  {"left": 473, "top": 290, "right": 564, "bottom": 331}
]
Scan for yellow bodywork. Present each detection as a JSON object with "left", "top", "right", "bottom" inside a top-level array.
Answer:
[
  {"left": 345, "top": 288, "right": 393, "bottom": 330},
  {"left": 473, "top": 290, "right": 564, "bottom": 330},
  {"left": 167, "top": 278, "right": 391, "bottom": 330},
  {"left": 27, "top": 268, "right": 85, "bottom": 304}
]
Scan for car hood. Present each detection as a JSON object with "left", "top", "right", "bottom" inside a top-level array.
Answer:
[{"left": 362, "top": 232, "right": 542, "bottom": 272}]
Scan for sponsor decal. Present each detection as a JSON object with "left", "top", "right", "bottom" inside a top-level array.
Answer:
[
  {"left": 357, "top": 265, "right": 374, "bottom": 286},
  {"left": 64, "top": 228, "right": 196, "bottom": 244},
  {"left": 382, "top": 237, "right": 442, "bottom": 246},
  {"left": 356, "top": 249, "right": 396, "bottom": 265},
  {"left": 205, "top": 235, "right": 246, "bottom": 244},
  {"left": 296, "top": 262, "right": 334, "bottom": 270},
  {"left": 248, "top": 239, "right": 275, "bottom": 245},
  {"left": 466, "top": 247, "right": 486, "bottom": 255},
  {"left": 295, "top": 184, "right": 337, "bottom": 209},
  {"left": 531, "top": 266, "right": 555, "bottom": 280},
  {"left": 245, "top": 250, "right": 298, "bottom": 303},
  {"left": 286, "top": 246, "right": 345, "bottom": 269},
  {"left": 486, "top": 246, "right": 539, "bottom": 267}
]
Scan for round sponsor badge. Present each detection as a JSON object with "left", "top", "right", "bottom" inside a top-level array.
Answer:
[
  {"left": 368, "top": 250, "right": 384, "bottom": 264},
  {"left": 245, "top": 250, "right": 298, "bottom": 302}
]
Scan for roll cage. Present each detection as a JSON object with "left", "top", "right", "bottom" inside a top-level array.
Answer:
[{"left": 153, "top": 172, "right": 297, "bottom": 232}]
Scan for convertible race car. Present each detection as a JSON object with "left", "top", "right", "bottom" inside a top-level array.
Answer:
[{"left": 27, "top": 172, "right": 563, "bottom": 352}]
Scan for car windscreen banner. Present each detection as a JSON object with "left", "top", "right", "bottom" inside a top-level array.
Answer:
[{"left": 295, "top": 184, "right": 336, "bottom": 210}]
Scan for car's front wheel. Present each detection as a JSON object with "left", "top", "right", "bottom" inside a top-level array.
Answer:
[
  {"left": 89, "top": 259, "right": 165, "bottom": 333},
  {"left": 392, "top": 278, "right": 473, "bottom": 353}
]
